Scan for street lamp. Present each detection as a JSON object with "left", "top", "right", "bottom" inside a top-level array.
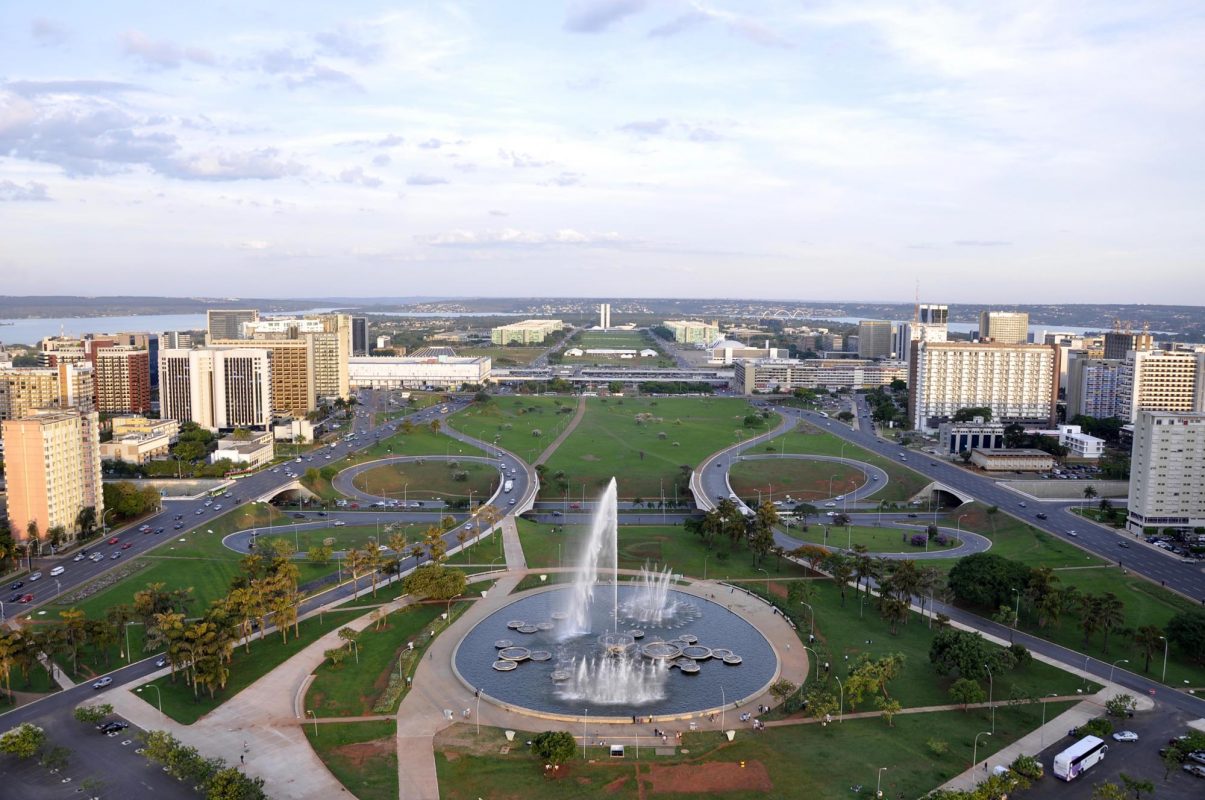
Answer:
[
  {"left": 137, "top": 684, "right": 163, "bottom": 714},
  {"left": 1159, "top": 636, "right": 1169, "bottom": 683},
  {"left": 956, "top": 513, "right": 968, "bottom": 534},
  {"left": 828, "top": 474, "right": 838, "bottom": 498},
  {"left": 1109, "top": 658, "right": 1128, "bottom": 682},
  {"left": 983, "top": 663, "right": 995, "bottom": 733},
  {"left": 1039, "top": 692, "right": 1059, "bottom": 749},
  {"left": 799, "top": 601, "right": 814, "bottom": 637},
  {"left": 307, "top": 709, "right": 318, "bottom": 736},
  {"left": 876, "top": 767, "right": 888, "bottom": 798},
  {"left": 802, "top": 645, "right": 819, "bottom": 681},
  {"left": 834, "top": 675, "right": 844, "bottom": 722},
  {"left": 720, "top": 685, "right": 726, "bottom": 733},
  {"left": 1011, "top": 588, "right": 1020, "bottom": 630},
  {"left": 972, "top": 731, "right": 992, "bottom": 770}
]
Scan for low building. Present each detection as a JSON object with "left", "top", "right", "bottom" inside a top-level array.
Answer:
[
  {"left": 272, "top": 417, "right": 317, "bottom": 442},
  {"left": 490, "top": 319, "right": 563, "bottom": 345},
  {"left": 99, "top": 431, "right": 172, "bottom": 464},
  {"left": 639, "top": 349, "right": 658, "bottom": 358},
  {"left": 936, "top": 417, "right": 1005, "bottom": 456},
  {"left": 1057, "top": 424, "right": 1105, "bottom": 460},
  {"left": 110, "top": 416, "right": 179, "bottom": 441},
  {"left": 211, "top": 431, "right": 274, "bottom": 469},
  {"left": 733, "top": 358, "right": 907, "bottom": 394},
  {"left": 968, "top": 448, "right": 1056, "bottom": 472},
  {"left": 348, "top": 355, "right": 491, "bottom": 390},
  {"left": 564, "top": 348, "right": 584, "bottom": 357},
  {"left": 707, "top": 339, "right": 783, "bottom": 365},
  {"left": 663, "top": 320, "right": 720, "bottom": 345}
]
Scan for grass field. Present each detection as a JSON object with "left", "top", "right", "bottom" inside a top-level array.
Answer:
[
  {"left": 450, "top": 396, "right": 574, "bottom": 463},
  {"left": 728, "top": 459, "right": 865, "bottom": 504},
  {"left": 305, "top": 720, "right": 398, "bottom": 800},
  {"left": 457, "top": 346, "right": 546, "bottom": 366},
  {"left": 352, "top": 460, "right": 500, "bottom": 503},
  {"left": 539, "top": 397, "right": 771, "bottom": 500},
  {"left": 562, "top": 330, "right": 674, "bottom": 367},
  {"left": 788, "top": 523, "right": 961, "bottom": 553}
]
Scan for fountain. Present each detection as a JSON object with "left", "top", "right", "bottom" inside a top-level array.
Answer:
[
  {"left": 622, "top": 563, "right": 680, "bottom": 625},
  {"left": 563, "top": 478, "right": 619, "bottom": 636}
]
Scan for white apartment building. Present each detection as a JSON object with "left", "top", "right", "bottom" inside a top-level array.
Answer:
[
  {"left": 909, "top": 342, "right": 1058, "bottom": 432},
  {"left": 1118, "top": 349, "right": 1205, "bottom": 423},
  {"left": 1066, "top": 353, "right": 1124, "bottom": 420},
  {"left": 211, "top": 430, "right": 275, "bottom": 470},
  {"left": 348, "top": 355, "right": 491, "bottom": 389},
  {"left": 734, "top": 358, "right": 907, "bottom": 394},
  {"left": 1057, "top": 424, "right": 1105, "bottom": 460},
  {"left": 1126, "top": 411, "right": 1205, "bottom": 532},
  {"left": 159, "top": 347, "right": 273, "bottom": 431}
]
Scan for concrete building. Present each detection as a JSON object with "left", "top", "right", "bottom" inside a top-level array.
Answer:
[
  {"left": 1057, "top": 424, "right": 1105, "bottom": 460},
  {"left": 94, "top": 346, "right": 151, "bottom": 414},
  {"left": 937, "top": 418, "right": 1005, "bottom": 456},
  {"left": 894, "top": 305, "right": 948, "bottom": 367},
  {"left": 1126, "top": 411, "right": 1205, "bottom": 533},
  {"left": 159, "top": 347, "right": 274, "bottom": 430},
  {"left": 376, "top": 335, "right": 391, "bottom": 351},
  {"left": 208, "top": 338, "right": 314, "bottom": 417},
  {"left": 599, "top": 303, "right": 611, "bottom": 329},
  {"left": 211, "top": 430, "right": 274, "bottom": 470},
  {"left": 1066, "top": 353, "right": 1124, "bottom": 420},
  {"left": 2, "top": 408, "right": 103, "bottom": 543},
  {"left": 663, "top": 320, "right": 720, "bottom": 345},
  {"left": 978, "top": 311, "right": 1030, "bottom": 344},
  {"left": 909, "top": 341, "right": 1059, "bottom": 432},
  {"left": 240, "top": 314, "right": 351, "bottom": 403},
  {"left": 272, "top": 417, "right": 317, "bottom": 442},
  {"left": 348, "top": 355, "right": 491, "bottom": 389},
  {"left": 207, "top": 309, "right": 259, "bottom": 341},
  {"left": 100, "top": 417, "right": 178, "bottom": 464},
  {"left": 160, "top": 330, "right": 195, "bottom": 350},
  {"left": 111, "top": 416, "right": 179, "bottom": 440},
  {"left": 969, "top": 448, "right": 1055, "bottom": 472},
  {"left": 734, "top": 358, "right": 907, "bottom": 394},
  {"left": 857, "top": 320, "right": 894, "bottom": 359},
  {"left": 351, "top": 316, "right": 369, "bottom": 356},
  {"left": 0, "top": 363, "right": 95, "bottom": 420},
  {"left": 490, "top": 319, "right": 564, "bottom": 345},
  {"left": 707, "top": 339, "right": 783, "bottom": 365},
  {"left": 1104, "top": 329, "right": 1154, "bottom": 361},
  {"left": 37, "top": 336, "right": 88, "bottom": 367},
  {"left": 1118, "top": 349, "right": 1205, "bottom": 423}
]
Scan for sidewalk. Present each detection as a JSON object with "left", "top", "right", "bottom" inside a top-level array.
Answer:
[{"left": 534, "top": 396, "right": 585, "bottom": 466}]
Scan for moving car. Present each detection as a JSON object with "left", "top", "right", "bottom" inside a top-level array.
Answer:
[
  {"left": 92, "top": 677, "right": 113, "bottom": 690},
  {"left": 108, "top": 537, "right": 120, "bottom": 545},
  {"left": 50, "top": 566, "right": 65, "bottom": 577},
  {"left": 332, "top": 520, "right": 346, "bottom": 526},
  {"left": 1068, "top": 530, "right": 1078, "bottom": 537},
  {"left": 1111, "top": 731, "right": 1139, "bottom": 742},
  {"left": 29, "top": 571, "right": 42, "bottom": 581}
]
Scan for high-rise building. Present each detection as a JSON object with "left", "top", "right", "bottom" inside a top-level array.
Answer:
[
  {"left": 894, "top": 304, "right": 949, "bottom": 367},
  {"left": 919, "top": 304, "right": 948, "bottom": 326},
  {"left": 857, "top": 320, "right": 894, "bottom": 359},
  {"left": 37, "top": 333, "right": 154, "bottom": 403},
  {"left": 351, "top": 317, "right": 369, "bottom": 356},
  {"left": 207, "top": 337, "right": 313, "bottom": 417},
  {"left": 2, "top": 408, "right": 103, "bottom": 544},
  {"left": 94, "top": 346, "right": 151, "bottom": 414},
  {"left": 160, "top": 330, "right": 195, "bottom": 350},
  {"left": 909, "top": 341, "right": 1059, "bottom": 432},
  {"left": 207, "top": 309, "right": 260, "bottom": 341},
  {"left": 977, "top": 311, "right": 1030, "bottom": 344},
  {"left": 599, "top": 303, "right": 611, "bottom": 329},
  {"left": 239, "top": 314, "right": 351, "bottom": 403},
  {"left": 1104, "top": 329, "right": 1155, "bottom": 360},
  {"left": 490, "top": 319, "right": 564, "bottom": 345},
  {"left": 38, "top": 336, "right": 87, "bottom": 367},
  {"left": 0, "top": 363, "right": 95, "bottom": 420},
  {"left": 662, "top": 320, "right": 720, "bottom": 345},
  {"left": 1126, "top": 411, "right": 1205, "bottom": 533},
  {"left": 1065, "top": 353, "right": 1124, "bottom": 420},
  {"left": 159, "top": 347, "right": 273, "bottom": 430},
  {"left": 1118, "top": 349, "right": 1205, "bottom": 423}
]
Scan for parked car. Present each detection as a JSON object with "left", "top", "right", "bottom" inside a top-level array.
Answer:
[
  {"left": 99, "top": 721, "right": 129, "bottom": 735},
  {"left": 1112, "top": 730, "right": 1139, "bottom": 742},
  {"left": 1184, "top": 763, "right": 1205, "bottom": 778},
  {"left": 92, "top": 677, "right": 113, "bottom": 690}
]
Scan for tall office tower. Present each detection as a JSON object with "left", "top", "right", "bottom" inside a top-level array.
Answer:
[
  {"left": 351, "top": 316, "right": 369, "bottom": 356},
  {"left": 1065, "top": 352, "right": 1124, "bottom": 420},
  {"left": 857, "top": 320, "right": 894, "bottom": 359},
  {"left": 207, "top": 309, "right": 260, "bottom": 341},
  {"left": 160, "top": 330, "right": 194, "bottom": 350},
  {"left": 909, "top": 341, "right": 1059, "bottom": 432},
  {"left": 240, "top": 313, "right": 350, "bottom": 403},
  {"left": 1104, "top": 328, "right": 1154, "bottom": 360},
  {"left": 1118, "top": 349, "right": 1205, "bottom": 423},
  {"left": 2, "top": 408, "right": 103, "bottom": 544},
  {"left": 599, "top": 303, "right": 611, "bottom": 329},
  {"left": 0, "top": 363, "right": 95, "bottom": 420},
  {"left": 1126, "top": 411, "right": 1205, "bottom": 533},
  {"left": 158, "top": 348, "right": 273, "bottom": 430},
  {"left": 94, "top": 346, "right": 151, "bottom": 414},
  {"left": 207, "top": 337, "right": 314, "bottom": 417},
  {"left": 977, "top": 311, "right": 1030, "bottom": 344},
  {"left": 894, "top": 303, "right": 949, "bottom": 366}
]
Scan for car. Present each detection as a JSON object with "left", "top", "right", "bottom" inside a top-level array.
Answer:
[
  {"left": 1184, "top": 763, "right": 1205, "bottom": 778},
  {"left": 107, "top": 537, "right": 120, "bottom": 545},
  {"left": 714, "top": 462, "right": 723, "bottom": 468},
  {"left": 99, "top": 721, "right": 130, "bottom": 735},
  {"left": 907, "top": 513, "right": 918, "bottom": 518},
  {"left": 90, "top": 553, "right": 104, "bottom": 562},
  {"left": 1112, "top": 730, "right": 1139, "bottom": 742},
  {"left": 834, "top": 495, "right": 844, "bottom": 501},
  {"left": 929, "top": 461, "right": 937, "bottom": 466},
  {"left": 1068, "top": 530, "right": 1078, "bottom": 537},
  {"left": 155, "top": 657, "right": 167, "bottom": 668},
  {"left": 824, "top": 502, "right": 837, "bottom": 508},
  {"left": 1118, "top": 542, "right": 1130, "bottom": 548},
  {"left": 1018, "top": 502, "right": 1027, "bottom": 508},
  {"left": 332, "top": 520, "right": 346, "bottom": 526},
  {"left": 293, "top": 513, "right": 305, "bottom": 519},
  {"left": 92, "top": 677, "right": 113, "bottom": 690},
  {"left": 508, "top": 499, "right": 516, "bottom": 505},
  {"left": 213, "top": 504, "right": 222, "bottom": 511},
  {"left": 121, "top": 542, "right": 133, "bottom": 550},
  {"left": 174, "top": 524, "right": 183, "bottom": 530},
  {"left": 111, "top": 552, "right": 121, "bottom": 559},
  {"left": 1190, "top": 751, "right": 1205, "bottom": 766},
  {"left": 7, "top": 593, "right": 21, "bottom": 602},
  {"left": 195, "top": 509, "right": 204, "bottom": 515},
  {"left": 464, "top": 524, "right": 473, "bottom": 530},
  {"left": 29, "top": 571, "right": 42, "bottom": 582},
  {"left": 73, "top": 552, "right": 86, "bottom": 562},
  {"left": 49, "top": 566, "right": 65, "bottom": 577},
  {"left": 19, "top": 593, "right": 33, "bottom": 603},
  {"left": 9, "top": 581, "right": 23, "bottom": 590},
  {"left": 1035, "top": 513, "right": 1048, "bottom": 520}
]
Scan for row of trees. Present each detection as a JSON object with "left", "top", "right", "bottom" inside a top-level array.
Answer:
[
  {"left": 686, "top": 498, "right": 780, "bottom": 568},
  {"left": 140, "top": 729, "right": 266, "bottom": 799}
]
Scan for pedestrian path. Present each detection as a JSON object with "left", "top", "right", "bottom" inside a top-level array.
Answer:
[{"left": 534, "top": 396, "right": 585, "bottom": 466}]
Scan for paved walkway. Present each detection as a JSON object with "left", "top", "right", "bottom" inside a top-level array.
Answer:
[{"left": 533, "top": 396, "right": 585, "bottom": 466}]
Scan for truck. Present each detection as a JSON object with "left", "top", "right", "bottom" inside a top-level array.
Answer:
[
  {"left": 503, "top": 480, "right": 514, "bottom": 494},
  {"left": 1053, "top": 735, "right": 1108, "bottom": 781}
]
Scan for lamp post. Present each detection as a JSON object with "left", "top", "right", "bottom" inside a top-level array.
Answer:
[
  {"left": 1039, "top": 692, "right": 1059, "bottom": 749},
  {"left": 1109, "top": 658, "right": 1128, "bottom": 682},
  {"left": 1012, "top": 588, "right": 1020, "bottom": 630},
  {"left": 834, "top": 675, "right": 844, "bottom": 722},
  {"left": 983, "top": 663, "right": 995, "bottom": 733},
  {"left": 350, "top": 638, "right": 359, "bottom": 665},
  {"left": 720, "top": 685, "right": 726, "bottom": 733},
  {"left": 307, "top": 709, "right": 318, "bottom": 736},
  {"left": 582, "top": 709, "right": 588, "bottom": 759},
  {"left": 802, "top": 645, "right": 819, "bottom": 681},
  {"left": 1159, "top": 636, "right": 1169, "bottom": 683},
  {"left": 828, "top": 474, "right": 838, "bottom": 498},
  {"left": 972, "top": 731, "right": 992, "bottom": 771},
  {"left": 800, "top": 601, "right": 814, "bottom": 637},
  {"left": 876, "top": 767, "right": 888, "bottom": 798},
  {"left": 137, "top": 684, "right": 163, "bottom": 714},
  {"left": 956, "top": 513, "right": 968, "bottom": 534},
  {"left": 703, "top": 555, "right": 709, "bottom": 581}
]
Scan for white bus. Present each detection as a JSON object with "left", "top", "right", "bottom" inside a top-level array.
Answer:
[
  {"left": 1053, "top": 735, "right": 1108, "bottom": 781},
  {"left": 503, "top": 480, "right": 514, "bottom": 494}
]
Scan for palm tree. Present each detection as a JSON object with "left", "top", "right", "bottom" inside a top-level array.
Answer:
[
  {"left": 852, "top": 544, "right": 872, "bottom": 595},
  {"left": 0, "top": 630, "right": 20, "bottom": 704},
  {"left": 880, "top": 597, "right": 909, "bottom": 635},
  {"left": 387, "top": 532, "right": 409, "bottom": 572},
  {"left": 1026, "top": 566, "right": 1062, "bottom": 628},
  {"left": 346, "top": 548, "right": 366, "bottom": 596},
  {"left": 1130, "top": 625, "right": 1163, "bottom": 673},
  {"left": 1079, "top": 594, "right": 1103, "bottom": 647},
  {"left": 364, "top": 547, "right": 382, "bottom": 597},
  {"left": 1097, "top": 592, "right": 1125, "bottom": 653},
  {"left": 58, "top": 608, "right": 87, "bottom": 674},
  {"left": 1082, "top": 484, "right": 1098, "bottom": 515}
]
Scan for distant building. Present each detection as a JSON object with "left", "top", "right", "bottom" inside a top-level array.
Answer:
[
  {"left": 2, "top": 408, "right": 103, "bottom": 543},
  {"left": 100, "top": 418, "right": 178, "bottom": 464},
  {"left": 1118, "top": 349, "right": 1205, "bottom": 423},
  {"left": 1127, "top": 411, "right": 1205, "bottom": 533},
  {"left": 159, "top": 347, "right": 274, "bottom": 431},
  {"left": 978, "top": 311, "right": 1030, "bottom": 344},
  {"left": 707, "top": 339, "right": 783, "bottom": 365},
  {"left": 490, "top": 319, "right": 564, "bottom": 345},
  {"left": 160, "top": 330, "right": 195, "bottom": 350},
  {"left": 1065, "top": 353, "right": 1124, "bottom": 420},
  {"left": 376, "top": 335, "right": 391, "bottom": 350},
  {"left": 351, "top": 316, "right": 369, "bottom": 356},
  {"left": 207, "top": 309, "right": 259, "bottom": 341},
  {"left": 937, "top": 418, "right": 1005, "bottom": 456},
  {"left": 211, "top": 430, "right": 274, "bottom": 470},
  {"left": 599, "top": 303, "right": 611, "bottom": 329},
  {"left": 734, "top": 358, "right": 907, "bottom": 394},
  {"left": 240, "top": 314, "right": 351, "bottom": 403},
  {"left": 348, "top": 355, "right": 491, "bottom": 390},
  {"left": 1104, "top": 329, "right": 1154, "bottom": 361},
  {"left": 272, "top": 417, "right": 317, "bottom": 442},
  {"left": 663, "top": 320, "right": 720, "bottom": 345},
  {"left": 894, "top": 304, "right": 948, "bottom": 367},
  {"left": 0, "top": 363, "right": 95, "bottom": 420},
  {"left": 207, "top": 337, "right": 315, "bottom": 418},
  {"left": 1057, "top": 424, "right": 1105, "bottom": 460},
  {"left": 969, "top": 448, "right": 1055, "bottom": 472},
  {"left": 857, "top": 320, "right": 894, "bottom": 359}
]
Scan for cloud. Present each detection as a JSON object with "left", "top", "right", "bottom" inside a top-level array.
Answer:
[
  {"left": 617, "top": 118, "right": 670, "bottom": 135},
  {"left": 546, "top": 171, "right": 583, "bottom": 186},
  {"left": 120, "top": 30, "right": 214, "bottom": 69},
  {"left": 371, "top": 153, "right": 391, "bottom": 167},
  {"left": 417, "top": 227, "right": 625, "bottom": 247},
  {"left": 377, "top": 134, "right": 404, "bottom": 147},
  {"left": 284, "top": 65, "right": 359, "bottom": 90},
  {"left": 163, "top": 148, "right": 305, "bottom": 181},
  {"left": 499, "top": 149, "right": 552, "bottom": 168},
  {"left": 647, "top": 3, "right": 792, "bottom": 48},
  {"left": 338, "top": 166, "right": 383, "bottom": 188},
  {"left": 314, "top": 27, "right": 385, "bottom": 65},
  {"left": 406, "top": 174, "right": 448, "bottom": 186},
  {"left": 954, "top": 240, "right": 1011, "bottom": 247},
  {"left": 648, "top": 11, "right": 708, "bottom": 38},
  {"left": 239, "top": 240, "right": 271, "bottom": 250},
  {"left": 565, "top": 0, "right": 648, "bottom": 33},
  {"left": 30, "top": 18, "right": 68, "bottom": 46},
  {"left": 418, "top": 138, "right": 444, "bottom": 149},
  {"left": 686, "top": 126, "right": 722, "bottom": 142},
  {"left": 0, "top": 180, "right": 52, "bottom": 202},
  {"left": 489, "top": 210, "right": 508, "bottom": 217},
  {"left": 4, "top": 80, "right": 143, "bottom": 97}
]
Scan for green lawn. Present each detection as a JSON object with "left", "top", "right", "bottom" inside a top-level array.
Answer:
[
  {"left": 134, "top": 610, "right": 362, "bottom": 724},
  {"left": 574, "top": 330, "right": 655, "bottom": 350},
  {"left": 789, "top": 524, "right": 961, "bottom": 553},
  {"left": 307, "top": 603, "right": 445, "bottom": 717},
  {"left": 942, "top": 503, "right": 1105, "bottom": 569},
  {"left": 450, "top": 396, "right": 573, "bottom": 463},
  {"left": 352, "top": 460, "right": 499, "bottom": 503},
  {"left": 539, "top": 397, "right": 772, "bottom": 500},
  {"left": 457, "top": 346, "right": 545, "bottom": 366},
  {"left": 1070, "top": 507, "right": 1126, "bottom": 528},
  {"left": 305, "top": 720, "right": 398, "bottom": 800},
  {"left": 728, "top": 458, "right": 865, "bottom": 505}
]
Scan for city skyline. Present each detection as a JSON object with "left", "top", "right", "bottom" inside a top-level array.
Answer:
[{"left": 1, "top": 1, "right": 1202, "bottom": 302}]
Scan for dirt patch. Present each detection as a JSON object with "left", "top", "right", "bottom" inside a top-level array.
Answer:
[
  {"left": 330, "top": 737, "right": 394, "bottom": 768},
  {"left": 644, "top": 760, "right": 772, "bottom": 794},
  {"left": 603, "top": 774, "right": 630, "bottom": 794},
  {"left": 767, "top": 582, "right": 787, "bottom": 599},
  {"left": 581, "top": 454, "right": 600, "bottom": 461}
]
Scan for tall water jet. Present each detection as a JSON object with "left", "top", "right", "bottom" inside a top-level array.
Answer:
[
  {"left": 555, "top": 656, "right": 668, "bottom": 705},
  {"left": 562, "top": 478, "right": 619, "bottom": 636},
  {"left": 622, "top": 563, "right": 679, "bottom": 625}
]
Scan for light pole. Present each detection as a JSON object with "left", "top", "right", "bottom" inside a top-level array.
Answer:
[
  {"left": 1012, "top": 588, "right": 1020, "bottom": 630},
  {"left": 703, "top": 555, "right": 709, "bottom": 581},
  {"left": 307, "top": 709, "right": 318, "bottom": 736},
  {"left": 983, "top": 663, "right": 994, "bottom": 733},
  {"left": 476, "top": 690, "right": 482, "bottom": 735},
  {"left": 1109, "top": 658, "right": 1128, "bottom": 682},
  {"left": 876, "top": 767, "right": 888, "bottom": 798},
  {"left": 1039, "top": 692, "right": 1059, "bottom": 749},
  {"left": 828, "top": 474, "right": 838, "bottom": 498},
  {"left": 350, "top": 639, "right": 360, "bottom": 665},
  {"left": 802, "top": 645, "right": 819, "bottom": 681},
  {"left": 972, "top": 731, "right": 991, "bottom": 770},
  {"left": 1159, "top": 636, "right": 1169, "bottom": 683},
  {"left": 834, "top": 675, "right": 844, "bottom": 722},
  {"left": 720, "top": 685, "right": 726, "bottom": 732},
  {"left": 582, "top": 709, "right": 588, "bottom": 759},
  {"left": 800, "top": 601, "right": 814, "bottom": 637},
  {"left": 137, "top": 684, "right": 162, "bottom": 714},
  {"left": 956, "top": 513, "right": 968, "bottom": 534}
]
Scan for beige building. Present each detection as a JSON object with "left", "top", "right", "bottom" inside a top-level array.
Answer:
[
  {"left": 99, "top": 423, "right": 175, "bottom": 465},
  {"left": 490, "top": 319, "right": 564, "bottom": 345},
  {"left": 2, "top": 408, "right": 103, "bottom": 543},
  {"left": 1126, "top": 411, "right": 1205, "bottom": 532},
  {"left": 909, "top": 341, "right": 1059, "bottom": 432},
  {"left": 978, "top": 311, "right": 1030, "bottom": 344},
  {"left": 857, "top": 320, "right": 894, "bottom": 359},
  {"left": 969, "top": 448, "right": 1056, "bottom": 472},
  {"left": 207, "top": 338, "right": 313, "bottom": 418},
  {"left": 160, "top": 347, "right": 275, "bottom": 430},
  {"left": 1118, "top": 349, "right": 1205, "bottom": 423},
  {"left": 663, "top": 320, "right": 720, "bottom": 345},
  {"left": 211, "top": 430, "right": 275, "bottom": 470},
  {"left": 348, "top": 355, "right": 491, "bottom": 389},
  {"left": 241, "top": 314, "right": 352, "bottom": 403},
  {"left": 0, "top": 363, "right": 95, "bottom": 420},
  {"left": 734, "top": 358, "right": 907, "bottom": 394},
  {"left": 1066, "top": 353, "right": 1124, "bottom": 420},
  {"left": 207, "top": 309, "right": 260, "bottom": 341}
]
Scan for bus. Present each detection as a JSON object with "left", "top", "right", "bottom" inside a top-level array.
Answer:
[
  {"left": 503, "top": 480, "right": 514, "bottom": 494},
  {"left": 1053, "top": 735, "right": 1108, "bottom": 781}
]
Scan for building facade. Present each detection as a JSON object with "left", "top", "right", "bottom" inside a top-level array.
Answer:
[
  {"left": 159, "top": 347, "right": 274, "bottom": 430},
  {"left": 1066, "top": 353, "right": 1124, "bottom": 420},
  {"left": 663, "top": 320, "right": 720, "bottom": 345},
  {"left": 857, "top": 320, "right": 894, "bottom": 359},
  {"left": 160, "top": 330, "right": 195, "bottom": 350},
  {"left": 207, "top": 309, "right": 260, "bottom": 341},
  {"left": 1126, "top": 411, "right": 1205, "bottom": 532},
  {"left": 211, "top": 430, "right": 275, "bottom": 469},
  {"left": 351, "top": 316, "right": 369, "bottom": 356},
  {"left": 734, "top": 358, "right": 907, "bottom": 394},
  {"left": 0, "top": 363, "right": 95, "bottom": 420},
  {"left": 936, "top": 418, "right": 1005, "bottom": 455},
  {"left": 348, "top": 355, "right": 491, "bottom": 389},
  {"left": 490, "top": 319, "right": 564, "bottom": 345},
  {"left": 1118, "top": 349, "right": 1205, "bottom": 423},
  {"left": 1103, "top": 330, "right": 1154, "bottom": 361},
  {"left": 969, "top": 448, "right": 1055, "bottom": 472},
  {"left": 94, "top": 346, "right": 151, "bottom": 414},
  {"left": 2, "top": 408, "right": 103, "bottom": 543},
  {"left": 599, "top": 303, "right": 611, "bottom": 329},
  {"left": 909, "top": 341, "right": 1059, "bottom": 432},
  {"left": 1057, "top": 424, "right": 1105, "bottom": 459},
  {"left": 977, "top": 311, "right": 1030, "bottom": 344},
  {"left": 208, "top": 338, "right": 314, "bottom": 417}
]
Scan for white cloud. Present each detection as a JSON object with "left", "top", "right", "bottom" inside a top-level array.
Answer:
[
  {"left": 0, "top": 180, "right": 52, "bottom": 201},
  {"left": 417, "top": 227, "right": 627, "bottom": 247}
]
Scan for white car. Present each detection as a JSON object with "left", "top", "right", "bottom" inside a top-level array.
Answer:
[
  {"left": 834, "top": 495, "right": 845, "bottom": 500},
  {"left": 1068, "top": 530, "right": 1078, "bottom": 537},
  {"left": 50, "top": 566, "right": 65, "bottom": 576},
  {"left": 1111, "top": 730, "right": 1139, "bottom": 742},
  {"left": 92, "top": 677, "right": 113, "bottom": 690},
  {"left": 332, "top": 520, "right": 346, "bottom": 526},
  {"left": 824, "top": 502, "right": 837, "bottom": 508}
]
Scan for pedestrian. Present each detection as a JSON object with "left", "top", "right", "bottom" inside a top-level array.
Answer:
[{"left": 240, "top": 754, "right": 245, "bottom": 764}]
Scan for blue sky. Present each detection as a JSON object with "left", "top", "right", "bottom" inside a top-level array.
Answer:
[{"left": 1, "top": 1, "right": 1202, "bottom": 303}]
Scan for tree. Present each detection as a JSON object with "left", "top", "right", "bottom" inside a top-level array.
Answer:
[
  {"left": 929, "top": 628, "right": 990, "bottom": 680},
  {"left": 768, "top": 678, "right": 797, "bottom": 705},
  {"left": 953, "top": 407, "right": 993, "bottom": 423},
  {"left": 0, "top": 722, "right": 45, "bottom": 758},
  {"left": 1083, "top": 485, "right": 1099, "bottom": 503},
  {"left": 1095, "top": 592, "right": 1126, "bottom": 653},
  {"left": 1104, "top": 693, "right": 1137, "bottom": 718},
  {"left": 1166, "top": 608, "right": 1205, "bottom": 664},
  {"left": 75, "top": 506, "right": 97, "bottom": 538},
  {"left": 1090, "top": 781, "right": 1127, "bottom": 800},
  {"left": 1130, "top": 626, "right": 1163, "bottom": 673},
  {"left": 39, "top": 744, "right": 71, "bottom": 772},
  {"left": 1118, "top": 773, "right": 1153, "bottom": 799},
  {"left": 430, "top": 419, "right": 441, "bottom": 434},
  {"left": 876, "top": 696, "right": 902, "bottom": 727},
  {"left": 532, "top": 730, "right": 576, "bottom": 764},
  {"left": 402, "top": 564, "right": 468, "bottom": 613},
  {"left": 948, "top": 678, "right": 985, "bottom": 710},
  {"left": 947, "top": 553, "right": 1031, "bottom": 610},
  {"left": 73, "top": 704, "right": 113, "bottom": 725},
  {"left": 205, "top": 766, "right": 268, "bottom": 799}
]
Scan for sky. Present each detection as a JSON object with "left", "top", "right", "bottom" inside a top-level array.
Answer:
[{"left": 1, "top": 1, "right": 1202, "bottom": 304}]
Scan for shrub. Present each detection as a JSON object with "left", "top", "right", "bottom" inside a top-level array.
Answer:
[
  {"left": 1007, "top": 643, "right": 1032, "bottom": 668},
  {"left": 532, "top": 731, "right": 577, "bottom": 764},
  {"left": 1080, "top": 716, "right": 1113, "bottom": 738},
  {"left": 1010, "top": 754, "right": 1044, "bottom": 779},
  {"left": 1105, "top": 693, "right": 1136, "bottom": 717},
  {"left": 910, "top": 534, "right": 928, "bottom": 547},
  {"left": 927, "top": 738, "right": 949, "bottom": 756}
]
